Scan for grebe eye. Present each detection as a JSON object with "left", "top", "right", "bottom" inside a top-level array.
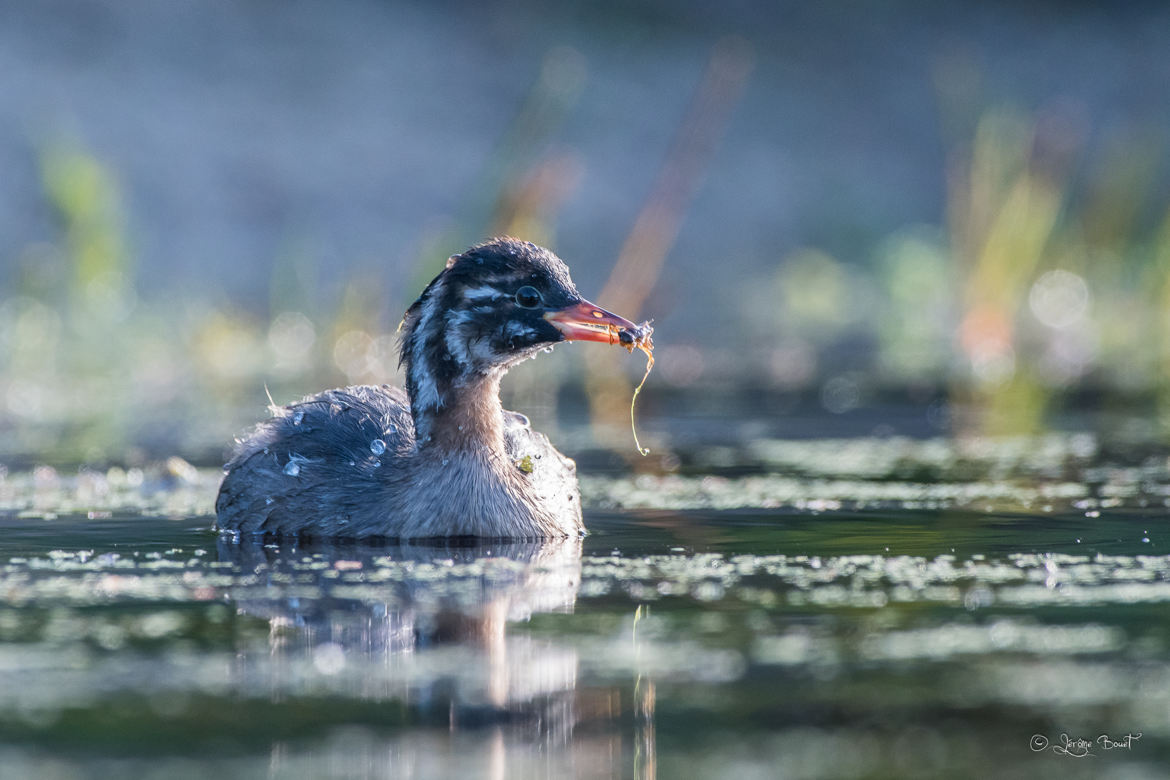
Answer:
[{"left": 514, "top": 286, "right": 543, "bottom": 309}]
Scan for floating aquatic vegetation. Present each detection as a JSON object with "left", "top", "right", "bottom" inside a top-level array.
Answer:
[{"left": 618, "top": 320, "right": 655, "bottom": 456}]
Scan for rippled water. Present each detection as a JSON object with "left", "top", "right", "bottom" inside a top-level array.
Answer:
[{"left": 1, "top": 434, "right": 1169, "bottom": 778}]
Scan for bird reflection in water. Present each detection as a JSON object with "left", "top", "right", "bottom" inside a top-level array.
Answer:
[{"left": 216, "top": 536, "right": 657, "bottom": 778}]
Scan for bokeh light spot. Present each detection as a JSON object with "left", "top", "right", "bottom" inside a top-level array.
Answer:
[{"left": 1029, "top": 269, "right": 1089, "bottom": 329}]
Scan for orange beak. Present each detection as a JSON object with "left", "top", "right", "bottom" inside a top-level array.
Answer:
[{"left": 544, "top": 298, "right": 639, "bottom": 345}]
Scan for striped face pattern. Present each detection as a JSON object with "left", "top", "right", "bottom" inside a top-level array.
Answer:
[{"left": 399, "top": 239, "right": 582, "bottom": 421}]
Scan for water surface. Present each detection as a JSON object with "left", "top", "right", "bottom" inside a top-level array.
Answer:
[{"left": 0, "top": 436, "right": 1168, "bottom": 778}]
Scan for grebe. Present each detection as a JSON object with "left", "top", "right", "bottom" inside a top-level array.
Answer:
[{"left": 215, "top": 238, "right": 642, "bottom": 541}]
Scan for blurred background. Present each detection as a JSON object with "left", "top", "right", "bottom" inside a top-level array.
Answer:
[{"left": 3, "top": 0, "right": 1170, "bottom": 468}]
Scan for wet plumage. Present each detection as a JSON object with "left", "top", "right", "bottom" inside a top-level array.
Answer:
[{"left": 215, "top": 238, "right": 639, "bottom": 541}]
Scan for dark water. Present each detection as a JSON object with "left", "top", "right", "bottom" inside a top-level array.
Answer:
[{"left": 0, "top": 496, "right": 1167, "bottom": 779}]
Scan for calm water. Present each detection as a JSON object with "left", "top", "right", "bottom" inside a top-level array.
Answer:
[{"left": 1, "top": 435, "right": 1169, "bottom": 778}]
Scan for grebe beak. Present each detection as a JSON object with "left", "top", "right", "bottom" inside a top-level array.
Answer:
[{"left": 544, "top": 298, "right": 639, "bottom": 345}]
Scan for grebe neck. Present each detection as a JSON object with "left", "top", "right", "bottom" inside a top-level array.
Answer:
[{"left": 412, "top": 373, "right": 506, "bottom": 455}]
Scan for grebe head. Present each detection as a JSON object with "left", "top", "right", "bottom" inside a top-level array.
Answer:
[{"left": 399, "top": 237, "right": 636, "bottom": 428}]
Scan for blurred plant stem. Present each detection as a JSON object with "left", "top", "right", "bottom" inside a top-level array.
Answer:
[
  {"left": 35, "top": 140, "right": 135, "bottom": 458},
  {"left": 948, "top": 111, "right": 1066, "bottom": 437},
  {"left": 41, "top": 141, "right": 132, "bottom": 319},
  {"left": 585, "top": 37, "right": 753, "bottom": 451}
]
